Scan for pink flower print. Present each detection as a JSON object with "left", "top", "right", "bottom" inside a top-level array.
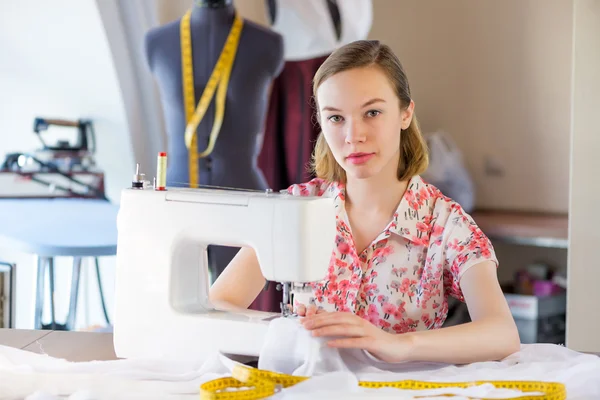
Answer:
[
  {"left": 368, "top": 303, "right": 379, "bottom": 317},
  {"left": 379, "top": 319, "right": 391, "bottom": 330},
  {"left": 405, "top": 189, "right": 415, "bottom": 204},
  {"left": 416, "top": 221, "right": 429, "bottom": 234},
  {"left": 390, "top": 280, "right": 401, "bottom": 291},
  {"left": 328, "top": 281, "right": 338, "bottom": 292},
  {"left": 377, "top": 294, "right": 389, "bottom": 304},
  {"left": 421, "top": 313, "right": 433, "bottom": 328},
  {"left": 314, "top": 289, "right": 324, "bottom": 303},
  {"left": 432, "top": 224, "right": 444, "bottom": 237},
  {"left": 393, "top": 319, "right": 418, "bottom": 333},
  {"left": 395, "top": 300, "right": 406, "bottom": 314},
  {"left": 405, "top": 189, "right": 421, "bottom": 211},
  {"left": 363, "top": 283, "right": 378, "bottom": 298},
  {"left": 337, "top": 241, "right": 350, "bottom": 260},
  {"left": 369, "top": 270, "right": 378, "bottom": 281},
  {"left": 448, "top": 238, "right": 465, "bottom": 253},
  {"left": 339, "top": 305, "right": 351, "bottom": 312},
  {"left": 338, "top": 279, "right": 350, "bottom": 292},
  {"left": 328, "top": 272, "right": 338, "bottom": 283},
  {"left": 418, "top": 186, "right": 430, "bottom": 201},
  {"left": 400, "top": 278, "right": 411, "bottom": 294},
  {"left": 406, "top": 318, "right": 419, "bottom": 332},
  {"left": 334, "top": 258, "right": 349, "bottom": 269},
  {"left": 382, "top": 302, "right": 396, "bottom": 319},
  {"left": 389, "top": 221, "right": 398, "bottom": 231},
  {"left": 411, "top": 235, "right": 430, "bottom": 247},
  {"left": 368, "top": 314, "right": 380, "bottom": 326},
  {"left": 298, "top": 184, "right": 309, "bottom": 196}
]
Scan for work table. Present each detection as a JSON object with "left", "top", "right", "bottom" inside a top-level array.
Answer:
[
  {"left": 0, "top": 328, "right": 117, "bottom": 362},
  {"left": 2, "top": 328, "right": 598, "bottom": 364}
]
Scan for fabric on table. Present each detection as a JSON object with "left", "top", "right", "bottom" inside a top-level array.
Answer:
[{"left": 1, "top": 317, "right": 599, "bottom": 399}]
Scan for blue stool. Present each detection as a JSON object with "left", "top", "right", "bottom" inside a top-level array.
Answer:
[{"left": 0, "top": 198, "right": 119, "bottom": 330}]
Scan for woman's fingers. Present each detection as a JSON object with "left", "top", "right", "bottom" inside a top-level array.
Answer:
[
  {"left": 294, "top": 303, "right": 326, "bottom": 317},
  {"left": 305, "top": 304, "right": 319, "bottom": 316},
  {"left": 311, "top": 324, "right": 365, "bottom": 338},
  {"left": 295, "top": 304, "right": 306, "bottom": 316},
  {"left": 302, "top": 311, "right": 360, "bottom": 329}
]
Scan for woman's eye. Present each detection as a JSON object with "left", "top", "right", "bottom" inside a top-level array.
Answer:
[
  {"left": 328, "top": 115, "right": 343, "bottom": 123},
  {"left": 366, "top": 110, "right": 381, "bottom": 118}
]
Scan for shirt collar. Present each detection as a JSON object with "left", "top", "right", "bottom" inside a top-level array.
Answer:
[{"left": 332, "top": 175, "right": 436, "bottom": 244}]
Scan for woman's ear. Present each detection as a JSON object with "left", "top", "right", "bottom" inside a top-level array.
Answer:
[{"left": 401, "top": 100, "right": 415, "bottom": 130}]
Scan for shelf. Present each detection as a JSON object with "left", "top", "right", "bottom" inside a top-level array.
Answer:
[{"left": 470, "top": 210, "right": 569, "bottom": 249}]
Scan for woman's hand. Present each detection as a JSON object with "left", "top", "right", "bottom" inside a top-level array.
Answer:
[
  {"left": 299, "top": 311, "right": 414, "bottom": 363},
  {"left": 294, "top": 303, "right": 326, "bottom": 317}
]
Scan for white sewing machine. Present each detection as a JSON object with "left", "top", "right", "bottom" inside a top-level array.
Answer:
[{"left": 112, "top": 175, "right": 336, "bottom": 362}]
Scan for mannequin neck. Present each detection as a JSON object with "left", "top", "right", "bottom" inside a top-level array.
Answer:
[
  {"left": 191, "top": 1, "right": 235, "bottom": 24},
  {"left": 194, "top": 0, "right": 233, "bottom": 8}
]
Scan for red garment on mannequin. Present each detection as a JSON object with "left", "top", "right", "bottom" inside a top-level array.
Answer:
[{"left": 258, "top": 54, "right": 329, "bottom": 192}]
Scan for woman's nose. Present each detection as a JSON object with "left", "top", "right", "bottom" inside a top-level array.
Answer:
[{"left": 345, "top": 119, "right": 367, "bottom": 144}]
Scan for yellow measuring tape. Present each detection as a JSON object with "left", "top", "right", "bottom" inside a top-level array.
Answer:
[
  {"left": 199, "top": 364, "right": 566, "bottom": 400},
  {"left": 180, "top": 9, "right": 243, "bottom": 188}
]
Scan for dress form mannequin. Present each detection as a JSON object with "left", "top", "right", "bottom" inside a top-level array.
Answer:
[{"left": 144, "top": 0, "right": 284, "bottom": 290}]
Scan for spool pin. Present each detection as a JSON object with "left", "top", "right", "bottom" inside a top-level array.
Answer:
[{"left": 156, "top": 152, "right": 167, "bottom": 191}]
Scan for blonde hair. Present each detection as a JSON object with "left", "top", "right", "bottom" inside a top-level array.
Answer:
[{"left": 310, "top": 40, "right": 429, "bottom": 183}]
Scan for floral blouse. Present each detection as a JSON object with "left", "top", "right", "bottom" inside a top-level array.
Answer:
[{"left": 287, "top": 175, "right": 498, "bottom": 334}]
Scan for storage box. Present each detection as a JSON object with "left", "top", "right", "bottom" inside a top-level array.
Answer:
[
  {"left": 504, "top": 292, "right": 566, "bottom": 320},
  {"left": 0, "top": 262, "right": 15, "bottom": 329}
]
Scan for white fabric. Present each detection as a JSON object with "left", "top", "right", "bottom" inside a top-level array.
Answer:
[
  {"left": 1, "top": 318, "right": 600, "bottom": 399},
  {"left": 268, "top": 0, "right": 373, "bottom": 61}
]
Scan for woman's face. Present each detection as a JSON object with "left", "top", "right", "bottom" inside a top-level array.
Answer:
[{"left": 317, "top": 65, "right": 414, "bottom": 181}]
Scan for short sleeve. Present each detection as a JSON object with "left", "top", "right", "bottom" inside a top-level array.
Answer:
[
  {"left": 442, "top": 208, "right": 498, "bottom": 301},
  {"left": 286, "top": 178, "right": 331, "bottom": 197}
]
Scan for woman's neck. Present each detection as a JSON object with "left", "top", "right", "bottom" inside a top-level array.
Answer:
[
  {"left": 345, "top": 176, "right": 408, "bottom": 216},
  {"left": 344, "top": 157, "right": 408, "bottom": 215}
]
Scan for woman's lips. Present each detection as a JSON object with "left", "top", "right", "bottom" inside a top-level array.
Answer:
[{"left": 346, "top": 152, "right": 375, "bottom": 165}]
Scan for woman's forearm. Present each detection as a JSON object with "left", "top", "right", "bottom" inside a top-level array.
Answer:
[{"left": 401, "top": 317, "right": 521, "bottom": 364}]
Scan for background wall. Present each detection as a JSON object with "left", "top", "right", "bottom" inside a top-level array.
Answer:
[{"left": 567, "top": 0, "right": 600, "bottom": 353}]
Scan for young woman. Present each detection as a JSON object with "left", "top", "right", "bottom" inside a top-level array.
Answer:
[{"left": 210, "top": 40, "right": 520, "bottom": 365}]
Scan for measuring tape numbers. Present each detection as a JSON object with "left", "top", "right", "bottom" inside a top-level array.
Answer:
[
  {"left": 180, "top": 9, "right": 243, "bottom": 188},
  {"left": 199, "top": 364, "right": 566, "bottom": 400}
]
